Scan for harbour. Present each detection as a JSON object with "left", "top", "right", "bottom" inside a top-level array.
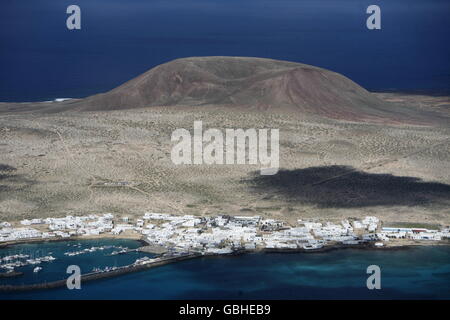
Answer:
[
  {"left": 0, "top": 239, "right": 448, "bottom": 299},
  {"left": 1, "top": 212, "right": 449, "bottom": 295}
]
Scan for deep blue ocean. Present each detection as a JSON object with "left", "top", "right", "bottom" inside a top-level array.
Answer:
[
  {"left": 1, "top": 0, "right": 450, "bottom": 102},
  {"left": 0, "top": 239, "right": 449, "bottom": 299}
]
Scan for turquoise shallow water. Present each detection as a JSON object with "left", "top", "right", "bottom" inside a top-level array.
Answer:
[{"left": 0, "top": 240, "right": 449, "bottom": 299}]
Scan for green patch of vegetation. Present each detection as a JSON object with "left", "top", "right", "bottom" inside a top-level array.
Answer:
[{"left": 384, "top": 222, "right": 441, "bottom": 229}]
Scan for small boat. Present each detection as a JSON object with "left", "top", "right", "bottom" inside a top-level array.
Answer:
[
  {"left": 33, "top": 266, "right": 43, "bottom": 273},
  {"left": 302, "top": 243, "right": 324, "bottom": 250}
]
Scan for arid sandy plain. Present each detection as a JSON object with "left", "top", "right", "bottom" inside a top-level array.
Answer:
[{"left": 0, "top": 92, "right": 449, "bottom": 227}]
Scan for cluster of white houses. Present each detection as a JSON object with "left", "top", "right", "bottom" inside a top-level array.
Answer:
[{"left": 0, "top": 213, "right": 449, "bottom": 253}]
